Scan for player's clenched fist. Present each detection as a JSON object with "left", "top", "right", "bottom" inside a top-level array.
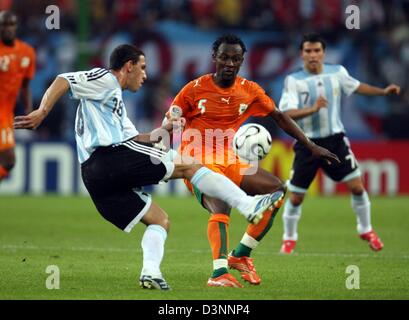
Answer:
[{"left": 313, "top": 96, "right": 327, "bottom": 112}]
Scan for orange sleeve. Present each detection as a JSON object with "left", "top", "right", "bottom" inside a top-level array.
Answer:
[
  {"left": 170, "top": 81, "right": 195, "bottom": 117},
  {"left": 24, "top": 45, "right": 36, "bottom": 80},
  {"left": 247, "top": 81, "right": 276, "bottom": 117}
]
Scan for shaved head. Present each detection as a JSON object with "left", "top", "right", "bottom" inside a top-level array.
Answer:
[{"left": 0, "top": 11, "right": 18, "bottom": 45}]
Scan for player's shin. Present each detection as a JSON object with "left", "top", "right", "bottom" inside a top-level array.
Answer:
[
  {"left": 351, "top": 191, "right": 372, "bottom": 234},
  {"left": 140, "top": 224, "right": 167, "bottom": 278},
  {"left": 207, "top": 214, "right": 230, "bottom": 277},
  {"left": 232, "top": 208, "right": 276, "bottom": 257},
  {"left": 282, "top": 199, "right": 302, "bottom": 241}
]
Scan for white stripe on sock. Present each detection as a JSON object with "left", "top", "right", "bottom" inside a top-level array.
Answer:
[
  {"left": 240, "top": 233, "right": 259, "bottom": 249},
  {"left": 213, "top": 259, "right": 228, "bottom": 270}
]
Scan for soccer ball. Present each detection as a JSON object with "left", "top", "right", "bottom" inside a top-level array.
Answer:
[{"left": 232, "top": 123, "right": 272, "bottom": 162}]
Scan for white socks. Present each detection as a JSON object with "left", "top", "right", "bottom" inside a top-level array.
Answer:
[
  {"left": 213, "top": 259, "right": 228, "bottom": 270},
  {"left": 240, "top": 233, "right": 259, "bottom": 249},
  {"left": 141, "top": 224, "right": 167, "bottom": 278},
  {"left": 351, "top": 191, "right": 372, "bottom": 234},
  {"left": 282, "top": 199, "right": 302, "bottom": 241},
  {"left": 190, "top": 167, "right": 254, "bottom": 216},
  {"left": 282, "top": 191, "right": 372, "bottom": 241}
]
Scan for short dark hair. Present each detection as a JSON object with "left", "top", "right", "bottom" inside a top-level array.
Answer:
[
  {"left": 212, "top": 34, "right": 247, "bottom": 55},
  {"left": 109, "top": 44, "right": 144, "bottom": 70},
  {"left": 0, "top": 11, "right": 17, "bottom": 25},
  {"left": 299, "top": 33, "right": 326, "bottom": 51}
]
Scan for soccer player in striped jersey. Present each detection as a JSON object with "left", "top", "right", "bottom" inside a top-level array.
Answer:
[
  {"left": 14, "top": 44, "right": 283, "bottom": 291},
  {"left": 279, "top": 33, "right": 401, "bottom": 254},
  {"left": 165, "top": 34, "right": 339, "bottom": 288}
]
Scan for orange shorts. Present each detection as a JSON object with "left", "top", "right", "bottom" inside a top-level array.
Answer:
[
  {"left": 0, "top": 126, "right": 15, "bottom": 151},
  {"left": 184, "top": 162, "right": 253, "bottom": 204}
]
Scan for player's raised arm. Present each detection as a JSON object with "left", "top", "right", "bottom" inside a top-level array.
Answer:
[
  {"left": 270, "top": 108, "right": 340, "bottom": 164},
  {"left": 14, "top": 77, "right": 70, "bottom": 130},
  {"left": 355, "top": 83, "right": 401, "bottom": 96}
]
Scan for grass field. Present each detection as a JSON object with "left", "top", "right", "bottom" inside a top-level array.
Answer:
[{"left": 0, "top": 195, "right": 408, "bottom": 300}]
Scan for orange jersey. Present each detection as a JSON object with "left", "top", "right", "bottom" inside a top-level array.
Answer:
[
  {"left": 171, "top": 74, "right": 275, "bottom": 165},
  {"left": 0, "top": 39, "right": 36, "bottom": 127}
]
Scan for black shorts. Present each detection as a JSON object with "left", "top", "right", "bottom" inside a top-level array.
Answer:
[
  {"left": 81, "top": 141, "right": 174, "bottom": 232},
  {"left": 288, "top": 133, "right": 361, "bottom": 193}
]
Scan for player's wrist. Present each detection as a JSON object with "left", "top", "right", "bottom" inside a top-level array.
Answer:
[
  {"left": 39, "top": 108, "right": 49, "bottom": 117},
  {"left": 304, "top": 138, "right": 317, "bottom": 151}
]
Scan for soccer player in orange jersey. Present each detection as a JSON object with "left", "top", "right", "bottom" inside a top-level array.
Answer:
[
  {"left": 166, "top": 34, "right": 339, "bottom": 287},
  {"left": 0, "top": 11, "right": 35, "bottom": 182}
]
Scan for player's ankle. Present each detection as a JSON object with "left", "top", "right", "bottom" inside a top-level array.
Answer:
[
  {"left": 231, "top": 245, "right": 251, "bottom": 258},
  {"left": 211, "top": 267, "right": 228, "bottom": 278}
]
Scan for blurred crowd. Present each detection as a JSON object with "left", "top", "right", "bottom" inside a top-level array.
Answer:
[{"left": 2, "top": 0, "right": 409, "bottom": 140}]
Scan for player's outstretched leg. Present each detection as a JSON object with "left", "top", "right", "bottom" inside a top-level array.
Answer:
[{"left": 179, "top": 165, "right": 284, "bottom": 224}]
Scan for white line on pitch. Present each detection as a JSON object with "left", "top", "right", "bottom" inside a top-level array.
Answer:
[{"left": 1, "top": 244, "right": 409, "bottom": 260}]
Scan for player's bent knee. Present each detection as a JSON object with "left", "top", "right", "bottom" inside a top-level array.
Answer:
[
  {"left": 144, "top": 214, "right": 170, "bottom": 232},
  {"left": 159, "top": 216, "right": 170, "bottom": 233},
  {"left": 155, "top": 211, "right": 170, "bottom": 232},
  {"left": 350, "top": 186, "right": 365, "bottom": 196},
  {"left": 142, "top": 203, "right": 170, "bottom": 232},
  {"left": 290, "top": 193, "right": 304, "bottom": 206},
  {"left": 170, "top": 163, "right": 203, "bottom": 180},
  {"left": 183, "top": 164, "right": 204, "bottom": 180}
]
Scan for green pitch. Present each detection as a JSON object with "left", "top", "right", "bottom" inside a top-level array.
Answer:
[{"left": 0, "top": 195, "right": 408, "bottom": 300}]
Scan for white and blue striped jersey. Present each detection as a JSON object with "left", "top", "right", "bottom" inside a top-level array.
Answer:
[
  {"left": 59, "top": 68, "right": 138, "bottom": 163},
  {"left": 279, "top": 64, "right": 360, "bottom": 139}
]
